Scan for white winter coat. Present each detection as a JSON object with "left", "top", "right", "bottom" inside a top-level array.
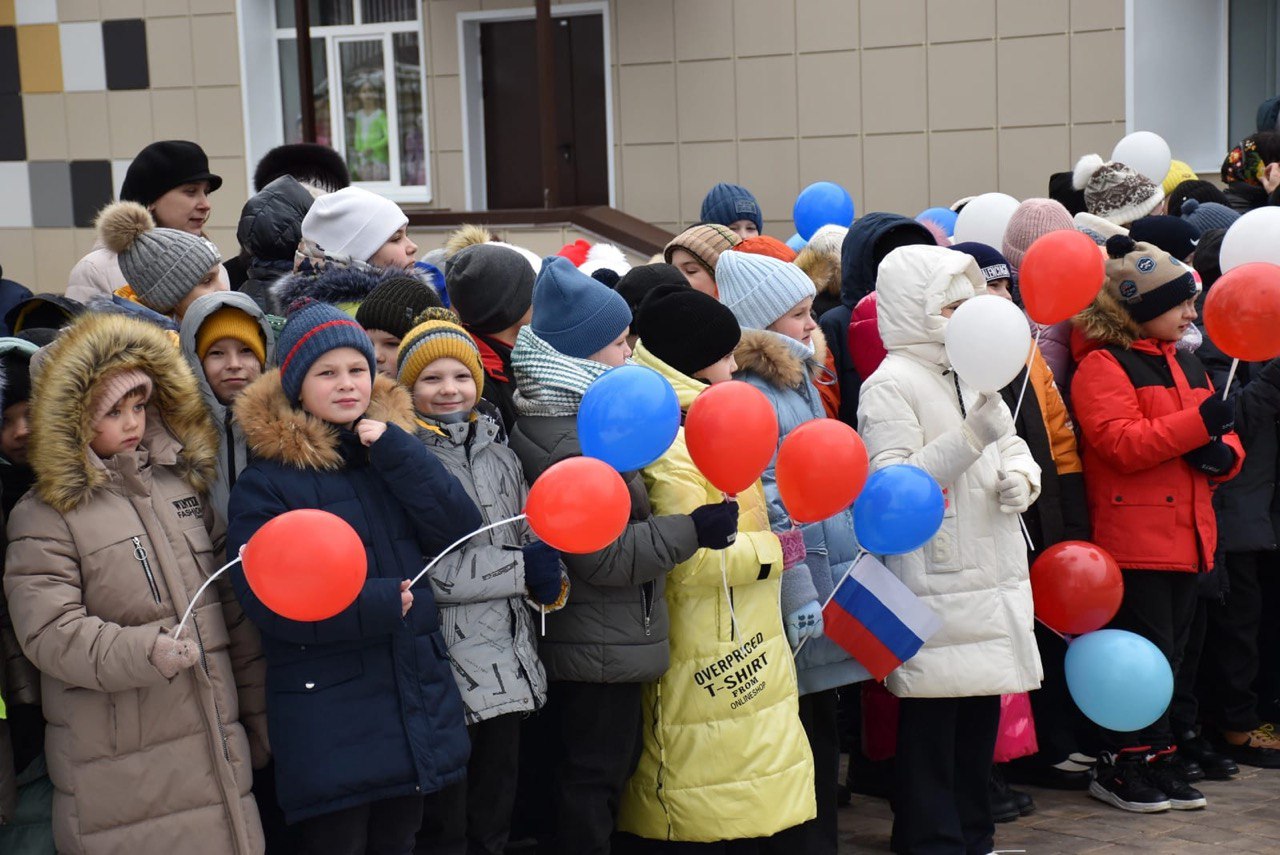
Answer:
[{"left": 856, "top": 246, "right": 1043, "bottom": 699}]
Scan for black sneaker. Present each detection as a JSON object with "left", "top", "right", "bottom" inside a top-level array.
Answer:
[
  {"left": 1144, "top": 750, "right": 1207, "bottom": 810},
  {"left": 989, "top": 768, "right": 1021, "bottom": 823},
  {"left": 1220, "top": 724, "right": 1280, "bottom": 769},
  {"left": 1088, "top": 751, "right": 1171, "bottom": 813},
  {"left": 1177, "top": 732, "right": 1239, "bottom": 779}
]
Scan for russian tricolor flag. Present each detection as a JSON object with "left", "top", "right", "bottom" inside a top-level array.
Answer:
[{"left": 822, "top": 553, "right": 942, "bottom": 681}]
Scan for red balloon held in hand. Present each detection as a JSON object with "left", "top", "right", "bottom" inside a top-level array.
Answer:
[
  {"left": 685, "top": 380, "right": 779, "bottom": 497},
  {"left": 776, "top": 419, "right": 869, "bottom": 523},
  {"left": 1203, "top": 262, "right": 1280, "bottom": 362},
  {"left": 242, "top": 509, "right": 367, "bottom": 622},
  {"left": 1019, "top": 230, "right": 1106, "bottom": 325},
  {"left": 526, "top": 456, "right": 631, "bottom": 553},
  {"left": 1031, "top": 540, "right": 1123, "bottom": 635}
]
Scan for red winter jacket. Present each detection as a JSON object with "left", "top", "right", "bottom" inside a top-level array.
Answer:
[
  {"left": 848, "top": 292, "right": 888, "bottom": 380},
  {"left": 1070, "top": 295, "right": 1244, "bottom": 572}
]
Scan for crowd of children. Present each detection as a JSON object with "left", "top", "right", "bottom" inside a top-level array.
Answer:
[{"left": 0, "top": 115, "right": 1279, "bottom": 855}]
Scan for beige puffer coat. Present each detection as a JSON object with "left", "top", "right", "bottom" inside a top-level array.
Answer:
[{"left": 3, "top": 313, "right": 264, "bottom": 854}]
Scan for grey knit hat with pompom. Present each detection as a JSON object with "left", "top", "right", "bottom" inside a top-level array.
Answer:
[{"left": 96, "top": 201, "right": 221, "bottom": 313}]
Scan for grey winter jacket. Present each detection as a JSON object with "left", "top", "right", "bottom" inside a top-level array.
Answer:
[
  {"left": 414, "top": 409, "right": 550, "bottom": 723},
  {"left": 508, "top": 414, "right": 699, "bottom": 683},
  {"left": 178, "top": 292, "right": 277, "bottom": 527}
]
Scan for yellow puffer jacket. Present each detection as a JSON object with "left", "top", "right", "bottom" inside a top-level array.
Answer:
[{"left": 618, "top": 344, "right": 815, "bottom": 843}]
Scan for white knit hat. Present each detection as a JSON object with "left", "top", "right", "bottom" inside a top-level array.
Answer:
[
  {"left": 716, "top": 251, "right": 816, "bottom": 330},
  {"left": 301, "top": 186, "right": 407, "bottom": 264}
]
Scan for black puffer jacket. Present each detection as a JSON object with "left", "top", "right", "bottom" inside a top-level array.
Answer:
[{"left": 236, "top": 176, "right": 314, "bottom": 309}]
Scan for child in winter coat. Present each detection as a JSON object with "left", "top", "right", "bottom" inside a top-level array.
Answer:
[
  {"left": 1072, "top": 236, "right": 1244, "bottom": 813},
  {"left": 857, "top": 244, "right": 1043, "bottom": 855},
  {"left": 396, "top": 308, "right": 563, "bottom": 855},
  {"left": 716, "top": 250, "right": 867, "bottom": 855},
  {"left": 663, "top": 224, "right": 741, "bottom": 298},
  {"left": 356, "top": 276, "right": 442, "bottom": 377},
  {"left": 616, "top": 284, "right": 816, "bottom": 848},
  {"left": 226, "top": 301, "right": 483, "bottom": 853},
  {"left": 508, "top": 257, "right": 738, "bottom": 854},
  {"left": 3, "top": 312, "right": 266, "bottom": 854}
]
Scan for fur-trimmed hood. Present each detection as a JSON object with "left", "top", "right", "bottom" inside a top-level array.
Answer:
[
  {"left": 1073, "top": 289, "right": 1143, "bottom": 351},
  {"left": 28, "top": 312, "right": 218, "bottom": 513},
  {"left": 234, "top": 369, "right": 415, "bottom": 470},
  {"left": 270, "top": 265, "right": 384, "bottom": 315},
  {"left": 733, "top": 326, "right": 829, "bottom": 391},
  {"left": 794, "top": 245, "right": 841, "bottom": 301}
]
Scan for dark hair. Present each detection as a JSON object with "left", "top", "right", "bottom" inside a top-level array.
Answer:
[{"left": 1249, "top": 130, "right": 1280, "bottom": 164}]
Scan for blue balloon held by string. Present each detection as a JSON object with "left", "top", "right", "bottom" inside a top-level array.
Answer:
[
  {"left": 786, "top": 233, "right": 807, "bottom": 252},
  {"left": 1065, "top": 629, "right": 1173, "bottom": 732},
  {"left": 917, "top": 207, "right": 959, "bottom": 237},
  {"left": 793, "top": 182, "right": 856, "bottom": 241},
  {"left": 578, "top": 365, "right": 681, "bottom": 473},
  {"left": 852, "top": 464, "right": 945, "bottom": 555}
]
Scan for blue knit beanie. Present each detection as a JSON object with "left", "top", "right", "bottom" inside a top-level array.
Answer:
[
  {"left": 716, "top": 251, "right": 815, "bottom": 330},
  {"left": 530, "top": 256, "right": 632, "bottom": 359},
  {"left": 277, "top": 300, "right": 376, "bottom": 404},
  {"left": 1179, "top": 199, "right": 1240, "bottom": 235},
  {"left": 949, "top": 242, "right": 1011, "bottom": 284},
  {"left": 700, "top": 182, "right": 763, "bottom": 233}
]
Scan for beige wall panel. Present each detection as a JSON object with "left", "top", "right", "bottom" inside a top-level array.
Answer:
[
  {"left": 928, "top": 129, "right": 998, "bottom": 207},
  {"left": 738, "top": 137, "right": 799, "bottom": 223},
  {"left": 998, "top": 124, "right": 1071, "bottom": 199},
  {"left": 619, "top": 143, "right": 678, "bottom": 223},
  {"left": 64, "top": 92, "right": 109, "bottom": 160},
  {"left": 798, "top": 134, "right": 863, "bottom": 210},
  {"left": 100, "top": 0, "right": 144, "bottom": 17},
  {"left": 863, "top": 133, "right": 928, "bottom": 213},
  {"left": 190, "top": 0, "right": 233, "bottom": 13},
  {"left": 618, "top": 63, "right": 676, "bottom": 145},
  {"left": 734, "top": 55, "right": 797, "bottom": 140},
  {"left": 0, "top": 230, "right": 37, "bottom": 287},
  {"left": 734, "top": 0, "right": 794, "bottom": 58},
  {"left": 33, "top": 229, "right": 79, "bottom": 292},
  {"left": 674, "top": 0, "right": 733, "bottom": 61},
  {"left": 1069, "top": 29, "right": 1124, "bottom": 123},
  {"left": 860, "top": 0, "right": 924, "bottom": 48},
  {"left": 144, "top": 0, "right": 189, "bottom": 17},
  {"left": 926, "top": 0, "right": 994, "bottom": 43},
  {"left": 191, "top": 13, "right": 240, "bottom": 87},
  {"left": 617, "top": 0, "right": 674, "bottom": 65},
  {"left": 58, "top": 0, "right": 100, "bottom": 22},
  {"left": 428, "top": 0, "right": 480, "bottom": 77},
  {"left": 207, "top": 155, "right": 248, "bottom": 227},
  {"left": 675, "top": 59, "right": 736, "bottom": 143},
  {"left": 1070, "top": 121, "right": 1125, "bottom": 162},
  {"left": 147, "top": 16, "right": 194, "bottom": 89},
  {"left": 204, "top": 225, "right": 237, "bottom": 262},
  {"left": 997, "top": 0, "right": 1068, "bottom": 37},
  {"left": 860, "top": 46, "right": 926, "bottom": 135},
  {"left": 195, "top": 86, "right": 244, "bottom": 158},
  {"left": 1070, "top": 0, "right": 1123, "bottom": 32},
  {"left": 435, "top": 150, "right": 465, "bottom": 210},
  {"left": 107, "top": 91, "right": 156, "bottom": 159},
  {"left": 23, "top": 93, "right": 69, "bottom": 161},
  {"left": 795, "top": 0, "right": 858, "bottom": 54},
  {"left": 797, "top": 50, "right": 859, "bottom": 137},
  {"left": 151, "top": 89, "right": 199, "bottom": 141},
  {"left": 431, "top": 75, "right": 463, "bottom": 153},
  {"left": 678, "top": 140, "right": 739, "bottom": 222},
  {"left": 928, "top": 40, "right": 996, "bottom": 131},
  {"left": 997, "top": 34, "right": 1069, "bottom": 127}
]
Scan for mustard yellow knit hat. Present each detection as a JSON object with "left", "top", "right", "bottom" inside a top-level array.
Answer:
[{"left": 396, "top": 307, "right": 484, "bottom": 396}]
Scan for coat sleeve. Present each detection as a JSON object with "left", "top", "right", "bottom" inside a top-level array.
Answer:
[
  {"left": 995, "top": 431, "right": 1043, "bottom": 503},
  {"left": 366, "top": 423, "right": 484, "bottom": 556},
  {"left": 3, "top": 502, "right": 170, "bottom": 693},
  {"left": 755, "top": 416, "right": 823, "bottom": 614},
  {"left": 1071, "top": 350, "right": 1212, "bottom": 474},
  {"left": 428, "top": 544, "right": 526, "bottom": 605},
  {"left": 1201, "top": 339, "right": 1280, "bottom": 445},
  {"left": 562, "top": 511, "right": 700, "bottom": 588},
  {"left": 1031, "top": 347, "right": 1082, "bottom": 477},
  {"left": 225, "top": 467, "right": 405, "bottom": 645},
  {"left": 64, "top": 252, "right": 116, "bottom": 304}
]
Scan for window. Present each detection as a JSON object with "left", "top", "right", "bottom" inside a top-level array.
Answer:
[{"left": 273, "top": 0, "right": 430, "bottom": 200}]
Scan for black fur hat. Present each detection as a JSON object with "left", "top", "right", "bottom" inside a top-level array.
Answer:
[{"left": 253, "top": 143, "right": 351, "bottom": 193}]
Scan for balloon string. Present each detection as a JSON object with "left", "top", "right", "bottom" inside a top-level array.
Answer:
[
  {"left": 1222, "top": 357, "right": 1239, "bottom": 401},
  {"left": 174, "top": 552, "right": 243, "bottom": 640},
  {"left": 1036, "top": 616, "right": 1069, "bottom": 643},
  {"left": 1018, "top": 515, "right": 1035, "bottom": 553},
  {"left": 1010, "top": 325, "right": 1041, "bottom": 424},
  {"left": 720, "top": 549, "right": 740, "bottom": 641},
  {"left": 793, "top": 548, "right": 864, "bottom": 656},
  {"left": 408, "top": 514, "right": 528, "bottom": 589}
]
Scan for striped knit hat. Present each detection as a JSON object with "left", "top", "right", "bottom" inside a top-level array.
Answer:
[
  {"left": 663, "top": 223, "right": 741, "bottom": 274},
  {"left": 277, "top": 300, "right": 375, "bottom": 405},
  {"left": 396, "top": 307, "right": 484, "bottom": 396}
]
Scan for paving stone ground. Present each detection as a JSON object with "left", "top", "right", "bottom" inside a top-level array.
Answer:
[{"left": 837, "top": 765, "right": 1280, "bottom": 853}]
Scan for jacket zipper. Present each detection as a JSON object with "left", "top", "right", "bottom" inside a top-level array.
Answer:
[
  {"left": 132, "top": 537, "right": 162, "bottom": 604},
  {"left": 224, "top": 409, "right": 237, "bottom": 491},
  {"left": 650, "top": 682, "right": 672, "bottom": 839},
  {"left": 191, "top": 619, "right": 232, "bottom": 763},
  {"left": 951, "top": 371, "right": 968, "bottom": 417},
  {"left": 642, "top": 581, "right": 654, "bottom": 636}
]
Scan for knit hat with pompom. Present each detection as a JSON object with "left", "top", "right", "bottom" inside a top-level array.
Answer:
[
  {"left": 97, "top": 201, "right": 221, "bottom": 314},
  {"left": 1103, "top": 234, "right": 1196, "bottom": 323},
  {"left": 1072, "top": 154, "right": 1164, "bottom": 226},
  {"left": 396, "top": 307, "right": 484, "bottom": 395}
]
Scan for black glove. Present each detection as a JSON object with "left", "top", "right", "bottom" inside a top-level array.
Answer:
[
  {"left": 521, "top": 541, "right": 562, "bottom": 604},
  {"left": 1198, "top": 395, "right": 1235, "bottom": 436},
  {"left": 1183, "top": 439, "right": 1236, "bottom": 476},
  {"left": 688, "top": 501, "right": 738, "bottom": 550}
]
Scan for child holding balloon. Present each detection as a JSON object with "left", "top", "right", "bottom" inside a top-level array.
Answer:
[
  {"left": 1072, "top": 236, "right": 1244, "bottom": 813},
  {"left": 394, "top": 307, "right": 565, "bottom": 855},
  {"left": 226, "top": 300, "right": 484, "bottom": 853},
  {"left": 3, "top": 312, "right": 266, "bottom": 853}
]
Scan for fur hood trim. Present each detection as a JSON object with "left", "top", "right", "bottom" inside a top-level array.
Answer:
[
  {"left": 271, "top": 266, "right": 383, "bottom": 315},
  {"left": 445, "top": 224, "right": 496, "bottom": 256},
  {"left": 1074, "top": 289, "right": 1143, "bottom": 349},
  {"left": 733, "top": 326, "right": 829, "bottom": 391},
  {"left": 794, "top": 246, "right": 842, "bottom": 299},
  {"left": 235, "top": 369, "right": 415, "bottom": 470},
  {"left": 29, "top": 312, "right": 218, "bottom": 513}
]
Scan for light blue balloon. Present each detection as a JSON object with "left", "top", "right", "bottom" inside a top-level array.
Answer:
[
  {"left": 578, "top": 365, "right": 681, "bottom": 473},
  {"left": 786, "top": 233, "right": 807, "bottom": 252},
  {"left": 852, "top": 465, "right": 945, "bottom": 555},
  {"left": 1065, "top": 629, "right": 1173, "bottom": 732},
  {"left": 917, "top": 207, "right": 959, "bottom": 237},
  {"left": 793, "top": 181, "right": 856, "bottom": 241}
]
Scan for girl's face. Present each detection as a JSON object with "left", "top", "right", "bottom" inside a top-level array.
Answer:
[
  {"left": 670, "top": 248, "right": 716, "bottom": 297},
  {"left": 368, "top": 227, "right": 418, "bottom": 270},
  {"left": 588, "top": 328, "right": 632, "bottom": 367},
  {"left": 413, "top": 357, "right": 477, "bottom": 416},
  {"left": 727, "top": 219, "right": 759, "bottom": 239},
  {"left": 692, "top": 352, "right": 737, "bottom": 385},
  {"left": 151, "top": 181, "right": 213, "bottom": 234},
  {"left": 1139, "top": 297, "right": 1198, "bottom": 342},
  {"left": 90, "top": 390, "right": 147, "bottom": 458},
  {"left": 298, "top": 347, "right": 373, "bottom": 426},
  {"left": 173, "top": 265, "right": 227, "bottom": 321},
  {"left": 941, "top": 299, "right": 966, "bottom": 319},
  {"left": 766, "top": 297, "right": 817, "bottom": 346},
  {"left": 366, "top": 329, "right": 401, "bottom": 377}
]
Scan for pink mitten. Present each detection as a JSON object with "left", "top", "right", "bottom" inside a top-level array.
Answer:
[
  {"left": 149, "top": 629, "right": 200, "bottom": 679},
  {"left": 777, "top": 529, "right": 807, "bottom": 571}
]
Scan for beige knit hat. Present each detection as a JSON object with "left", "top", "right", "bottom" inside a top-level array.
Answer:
[{"left": 663, "top": 223, "right": 741, "bottom": 274}]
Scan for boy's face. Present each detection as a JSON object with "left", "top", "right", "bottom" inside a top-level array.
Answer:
[
  {"left": 298, "top": 347, "right": 373, "bottom": 426},
  {"left": 727, "top": 219, "right": 759, "bottom": 239},
  {"left": 1, "top": 400, "right": 31, "bottom": 464},
  {"left": 368, "top": 227, "right": 418, "bottom": 270},
  {"left": 670, "top": 249, "right": 716, "bottom": 297},
  {"left": 587, "top": 328, "right": 632, "bottom": 368},
  {"left": 150, "top": 181, "right": 212, "bottom": 234},
  {"left": 1139, "top": 297, "right": 1198, "bottom": 342},
  {"left": 986, "top": 278, "right": 1013, "bottom": 302},
  {"left": 692, "top": 352, "right": 738, "bottom": 385},
  {"left": 366, "top": 329, "right": 401, "bottom": 378},
  {"left": 413, "top": 357, "right": 478, "bottom": 416},
  {"left": 202, "top": 336, "right": 263, "bottom": 405},
  {"left": 767, "top": 297, "right": 817, "bottom": 347},
  {"left": 90, "top": 390, "right": 147, "bottom": 458},
  {"left": 174, "top": 265, "right": 227, "bottom": 321}
]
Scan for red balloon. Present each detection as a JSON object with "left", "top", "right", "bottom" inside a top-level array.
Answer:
[
  {"left": 1031, "top": 541, "right": 1123, "bottom": 635},
  {"left": 526, "top": 457, "right": 631, "bottom": 553},
  {"left": 685, "top": 381, "right": 780, "bottom": 497},
  {"left": 1203, "top": 262, "right": 1280, "bottom": 362},
  {"left": 1020, "top": 230, "right": 1106, "bottom": 325},
  {"left": 776, "top": 420, "right": 869, "bottom": 523},
  {"left": 242, "top": 509, "right": 367, "bottom": 622}
]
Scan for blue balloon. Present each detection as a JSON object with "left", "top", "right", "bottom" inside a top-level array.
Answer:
[
  {"left": 1065, "top": 629, "right": 1173, "bottom": 732},
  {"left": 785, "top": 233, "right": 807, "bottom": 252},
  {"left": 577, "top": 365, "right": 681, "bottom": 472},
  {"left": 793, "top": 181, "right": 856, "bottom": 241},
  {"left": 852, "top": 465, "right": 945, "bottom": 555},
  {"left": 917, "top": 207, "right": 958, "bottom": 237}
]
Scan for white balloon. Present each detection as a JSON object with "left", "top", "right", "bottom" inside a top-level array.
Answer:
[
  {"left": 1111, "top": 131, "right": 1172, "bottom": 185},
  {"left": 952, "top": 193, "right": 1020, "bottom": 249},
  {"left": 944, "top": 294, "right": 1033, "bottom": 394},
  {"left": 1220, "top": 207, "right": 1280, "bottom": 272}
]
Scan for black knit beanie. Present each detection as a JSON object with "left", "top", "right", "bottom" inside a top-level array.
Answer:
[
  {"left": 634, "top": 283, "right": 741, "bottom": 378},
  {"left": 444, "top": 244, "right": 535, "bottom": 335},
  {"left": 1048, "top": 171, "right": 1088, "bottom": 216},
  {"left": 615, "top": 263, "right": 688, "bottom": 315},
  {"left": 1167, "top": 179, "right": 1230, "bottom": 218},
  {"left": 356, "top": 276, "right": 443, "bottom": 338},
  {"left": 0, "top": 350, "right": 32, "bottom": 410},
  {"left": 1193, "top": 229, "right": 1228, "bottom": 293}
]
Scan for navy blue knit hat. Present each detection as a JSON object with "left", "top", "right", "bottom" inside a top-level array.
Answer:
[
  {"left": 277, "top": 300, "right": 376, "bottom": 405},
  {"left": 949, "top": 242, "right": 1011, "bottom": 284},
  {"left": 531, "top": 256, "right": 632, "bottom": 359},
  {"left": 700, "top": 182, "right": 763, "bottom": 233},
  {"left": 1129, "top": 215, "right": 1201, "bottom": 262}
]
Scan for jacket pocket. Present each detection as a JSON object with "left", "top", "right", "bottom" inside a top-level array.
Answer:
[
  {"left": 927, "top": 495, "right": 962, "bottom": 573},
  {"left": 1107, "top": 487, "right": 1177, "bottom": 529},
  {"left": 273, "top": 652, "right": 364, "bottom": 694},
  {"left": 111, "top": 690, "right": 142, "bottom": 755}
]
